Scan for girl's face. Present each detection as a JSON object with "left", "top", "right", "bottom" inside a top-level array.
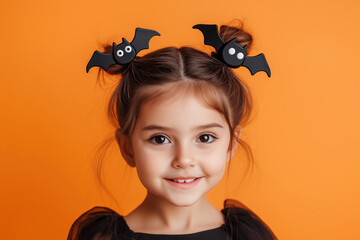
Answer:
[{"left": 129, "top": 92, "right": 232, "bottom": 207}]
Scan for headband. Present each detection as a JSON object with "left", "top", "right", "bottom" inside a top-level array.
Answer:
[{"left": 86, "top": 24, "right": 270, "bottom": 77}]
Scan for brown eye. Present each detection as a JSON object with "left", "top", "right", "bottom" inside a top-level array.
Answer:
[
  {"left": 149, "top": 135, "right": 170, "bottom": 144},
  {"left": 197, "top": 134, "right": 216, "bottom": 143}
]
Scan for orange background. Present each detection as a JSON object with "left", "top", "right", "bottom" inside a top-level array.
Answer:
[{"left": 1, "top": 0, "right": 359, "bottom": 239}]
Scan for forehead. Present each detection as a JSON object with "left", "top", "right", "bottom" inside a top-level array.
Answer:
[
  {"left": 135, "top": 84, "right": 227, "bottom": 131},
  {"left": 136, "top": 80, "right": 225, "bottom": 112}
]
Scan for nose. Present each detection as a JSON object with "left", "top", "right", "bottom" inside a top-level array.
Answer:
[{"left": 171, "top": 143, "right": 195, "bottom": 169}]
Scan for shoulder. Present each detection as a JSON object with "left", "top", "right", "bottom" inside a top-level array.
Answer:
[
  {"left": 67, "top": 206, "right": 133, "bottom": 240},
  {"left": 221, "top": 199, "right": 278, "bottom": 240}
]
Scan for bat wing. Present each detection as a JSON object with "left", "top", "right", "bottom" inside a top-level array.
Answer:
[
  {"left": 86, "top": 51, "right": 116, "bottom": 73},
  {"left": 193, "top": 24, "right": 225, "bottom": 52},
  {"left": 242, "top": 53, "right": 271, "bottom": 77},
  {"left": 131, "top": 28, "right": 160, "bottom": 54}
]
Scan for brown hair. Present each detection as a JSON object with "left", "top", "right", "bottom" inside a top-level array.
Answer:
[{"left": 93, "top": 22, "right": 255, "bottom": 199}]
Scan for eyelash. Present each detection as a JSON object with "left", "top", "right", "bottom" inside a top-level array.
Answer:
[{"left": 148, "top": 133, "right": 218, "bottom": 145}]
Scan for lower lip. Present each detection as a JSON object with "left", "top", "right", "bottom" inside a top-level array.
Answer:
[{"left": 165, "top": 178, "right": 202, "bottom": 189}]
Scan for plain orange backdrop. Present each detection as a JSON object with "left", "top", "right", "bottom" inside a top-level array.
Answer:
[{"left": 1, "top": 0, "right": 359, "bottom": 239}]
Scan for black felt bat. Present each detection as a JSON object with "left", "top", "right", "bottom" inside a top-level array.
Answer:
[
  {"left": 86, "top": 28, "right": 160, "bottom": 73},
  {"left": 193, "top": 24, "right": 271, "bottom": 77}
]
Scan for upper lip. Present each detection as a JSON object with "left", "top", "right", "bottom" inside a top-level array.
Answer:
[{"left": 166, "top": 176, "right": 200, "bottom": 180}]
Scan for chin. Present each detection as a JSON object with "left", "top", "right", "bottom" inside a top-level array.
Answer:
[{"left": 166, "top": 194, "right": 204, "bottom": 207}]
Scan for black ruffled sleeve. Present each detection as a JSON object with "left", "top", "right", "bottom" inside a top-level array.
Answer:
[
  {"left": 68, "top": 200, "right": 277, "bottom": 240},
  {"left": 67, "top": 206, "right": 133, "bottom": 240},
  {"left": 221, "top": 199, "right": 278, "bottom": 240}
]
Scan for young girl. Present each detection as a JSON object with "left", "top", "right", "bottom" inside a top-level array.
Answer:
[{"left": 68, "top": 23, "right": 277, "bottom": 240}]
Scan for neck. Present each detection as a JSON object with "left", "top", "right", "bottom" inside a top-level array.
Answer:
[{"left": 126, "top": 192, "right": 224, "bottom": 234}]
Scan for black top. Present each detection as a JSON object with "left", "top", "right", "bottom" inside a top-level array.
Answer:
[
  {"left": 67, "top": 199, "right": 277, "bottom": 240},
  {"left": 136, "top": 225, "right": 227, "bottom": 240}
]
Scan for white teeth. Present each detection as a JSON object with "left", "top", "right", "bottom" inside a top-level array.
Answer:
[{"left": 173, "top": 178, "right": 196, "bottom": 183}]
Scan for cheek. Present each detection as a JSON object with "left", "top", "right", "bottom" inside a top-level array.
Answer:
[
  {"left": 203, "top": 159, "right": 226, "bottom": 176},
  {"left": 200, "top": 137, "right": 230, "bottom": 170},
  {"left": 199, "top": 148, "right": 228, "bottom": 177},
  {"left": 133, "top": 144, "right": 170, "bottom": 181}
]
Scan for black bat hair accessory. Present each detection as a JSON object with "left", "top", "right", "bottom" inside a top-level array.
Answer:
[
  {"left": 86, "top": 28, "right": 160, "bottom": 73},
  {"left": 193, "top": 24, "right": 271, "bottom": 77}
]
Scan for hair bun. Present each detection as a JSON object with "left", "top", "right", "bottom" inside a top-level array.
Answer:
[{"left": 219, "top": 22, "right": 253, "bottom": 52}]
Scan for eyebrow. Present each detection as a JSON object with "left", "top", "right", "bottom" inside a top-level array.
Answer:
[{"left": 142, "top": 123, "right": 224, "bottom": 132}]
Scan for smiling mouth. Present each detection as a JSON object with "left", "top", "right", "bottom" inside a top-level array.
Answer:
[
  {"left": 168, "top": 178, "right": 199, "bottom": 183},
  {"left": 164, "top": 177, "right": 202, "bottom": 189},
  {"left": 165, "top": 177, "right": 202, "bottom": 183}
]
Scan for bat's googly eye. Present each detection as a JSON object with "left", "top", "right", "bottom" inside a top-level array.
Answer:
[
  {"left": 228, "top": 48, "right": 235, "bottom": 55},
  {"left": 125, "top": 46, "right": 132, "bottom": 53},
  {"left": 117, "top": 50, "right": 124, "bottom": 57},
  {"left": 237, "top": 52, "right": 244, "bottom": 60}
]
